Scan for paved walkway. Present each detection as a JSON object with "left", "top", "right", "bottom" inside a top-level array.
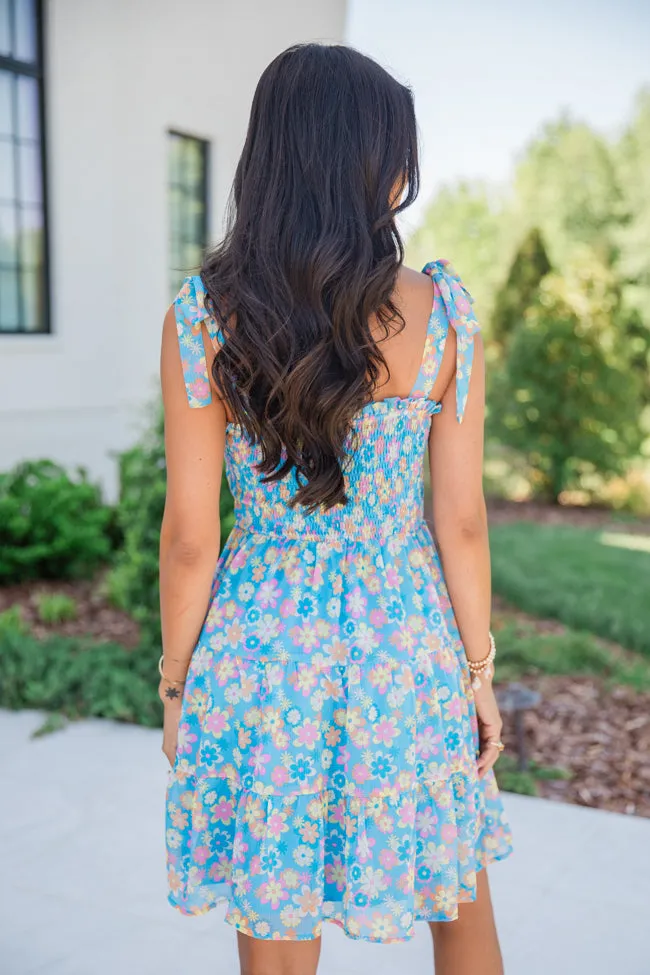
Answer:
[{"left": 1, "top": 708, "right": 648, "bottom": 975}]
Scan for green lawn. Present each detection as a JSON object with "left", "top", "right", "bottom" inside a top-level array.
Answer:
[{"left": 490, "top": 521, "right": 650, "bottom": 656}]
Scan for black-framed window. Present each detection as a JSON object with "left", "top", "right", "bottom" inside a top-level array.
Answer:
[
  {"left": 168, "top": 131, "right": 209, "bottom": 300},
  {"left": 0, "top": 0, "right": 48, "bottom": 333}
]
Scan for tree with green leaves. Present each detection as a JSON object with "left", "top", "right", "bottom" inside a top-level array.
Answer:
[
  {"left": 490, "top": 227, "right": 552, "bottom": 349},
  {"left": 489, "top": 252, "right": 643, "bottom": 502}
]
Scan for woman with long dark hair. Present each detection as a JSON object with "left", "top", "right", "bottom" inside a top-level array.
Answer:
[{"left": 159, "top": 43, "right": 513, "bottom": 975}]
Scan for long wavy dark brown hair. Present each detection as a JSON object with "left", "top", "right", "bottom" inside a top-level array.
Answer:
[{"left": 201, "top": 43, "right": 420, "bottom": 512}]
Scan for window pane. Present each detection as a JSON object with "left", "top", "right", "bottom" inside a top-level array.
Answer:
[
  {"left": 0, "top": 0, "right": 10, "bottom": 57},
  {"left": 0, "top": 138, "right": 15, "bottom": 200},
  {"left": 20, "top": 265, "right": 43, "bottom": 331},
  {"left": 14, "top": 0, "right": 37, "bottom": 63},
  {"left": 168, "top": 135, "right": 184, "bottom": 187},
  {"left": 184, "top": 141, "right": 204, "bottom": 193},
  {"left": 0, "top": 70, "right": 12, "bottom": 137},
  {"left": 0, "top": 202, "right": 17, "bottom": 264},
  {"left": 18, "top": 140, "right": 41, "bottom": 203},
  {"left": 0, "top": 267, "right": 19, "bottom": 330},
  {"left": 19, "top": 203, "right": 42, "bottom": 265},
  {"left": 17, "top": 75, "right": 39, "bottom": 141},
  {"left": 168, "top": 133, "right": 209, "bottom": 300}
]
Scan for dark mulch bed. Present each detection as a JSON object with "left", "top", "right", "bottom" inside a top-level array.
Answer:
[
  {"left": 498, "top": 675, "right": 650, "bottom": 818},
  {"left": 0, "top": 576, "right": 140, "bottom": 648},
  {"left": 487, "top": 497, "right": 650, "bottom": 534}
]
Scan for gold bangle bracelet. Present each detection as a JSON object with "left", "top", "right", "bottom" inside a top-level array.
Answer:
[{"left": 158, "top": 654, "right": 187, "bottom": 685}]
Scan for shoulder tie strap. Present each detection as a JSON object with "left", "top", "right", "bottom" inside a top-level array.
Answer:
[
  {"left": 173, "top": 275, "right": 223, "bottom": 408},
  {"left": 421, "top": 259, "right": 481, "bottom": 423}
]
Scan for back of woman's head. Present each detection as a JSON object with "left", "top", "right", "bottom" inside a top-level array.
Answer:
[{"left": 202, "top": 42, "right": 420, "bottom": 511}]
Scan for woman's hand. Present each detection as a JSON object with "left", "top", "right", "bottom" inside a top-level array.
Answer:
[
  {"left": 473, "top": 680, "right": 504, "bottom": 779},
  {"left": 159, "top": 679, "right": 183, "bottom": 768}
]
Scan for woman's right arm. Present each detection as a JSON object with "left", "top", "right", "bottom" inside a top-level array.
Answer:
[{"left": 428, "top": 331, "right": 503, "bottom": 778}]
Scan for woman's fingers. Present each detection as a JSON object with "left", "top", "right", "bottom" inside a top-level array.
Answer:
[{"left": 477, "top": 723, "right": 504, "bottom": 778}]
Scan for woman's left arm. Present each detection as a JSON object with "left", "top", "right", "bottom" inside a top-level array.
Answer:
[{"left": 158, "top": 305, "right": 226, "bottom": 762}]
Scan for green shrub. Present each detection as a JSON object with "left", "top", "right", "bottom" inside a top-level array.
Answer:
[
  {"left": 0, "top": 460, "right": 112, "bottom": 583},
  {"left": 108, "top": 405, "right": 235, "bottom": 653},
  {"left": 489, "top": 255, "right": 644, "bottom": 502},
  {"left": 0, "top": 627, "right": 161, "bottom": 726},
  {"left": 0, "top": 605, "right": 28, "bottom": 637},
  {"left": 35, "top": 592, "right": 77, "bottom": 625}
]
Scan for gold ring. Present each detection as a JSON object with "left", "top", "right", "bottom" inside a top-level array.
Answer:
[{"left": 486, "top": 739, "right": 505, "bottom": 752}]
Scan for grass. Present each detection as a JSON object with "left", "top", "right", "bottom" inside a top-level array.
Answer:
[
  {"left": 494, "top": 754, "right": 573, "bottom": 797},
  {"left": 492, "top": 614, "right": 650, "bottom": 692},
  {"left": 490, "top": 521, "right": 650, "bottom": 656},
  {"left": 35, "top": 592, "right": 77, "bottom": 625}
]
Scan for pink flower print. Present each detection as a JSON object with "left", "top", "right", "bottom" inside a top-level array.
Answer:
[
  {"left": 306, "top": 562, "right": 324, "bottom": 588},
  {"left": 271, "top": 765, "right": 290, "bottom": 788},
  {"left": 416, "top": 806, "right": 439, "bottom": 838},
  {"left": 176, "top": 722, "right": 197, "bottom": 755},
  {"left": 417, "top": 726, "right": 442, "bottom": 759},
  {"left": 248, "top": 744, "right": 271, "bottom": 775},
  {"left": 325, "top": 857, "right": 346, "bottom": 891},
  {"left": 373, "top": 717, "right": 400, "bottom": 746},
  {"left": 369, "top": 608, "right": 388, "bottom": 627},
  {"left": 257, "top": 579, "right": 282, "bottom": 608},
  {"left": 280, "top": 598, "right": 296, "bottom": 618},
  {"left": 397, "top": 798, "right": 416, "bottom": 828},
  {"left": 294, "top": 718, "right": 320, "bottom": 749},
  {"left": 345, "top": 587, "right": 367, "bottom": 618},
  {"left": 258, "top": 879, "right": 288, "bottom": 909},
  {"left": 204, "top": 707, "right": 230, "bottom": 738},
  {"left": 443, "top": 693, "right": 463, "bottom": 721},
  {"left": 379, "top": 848, "right": 399, "bottom": 870},
  {"left": 352, "top": 763, "right": 370, "bottom": 784},
  {"left": 211, "top": 797, "right": 235, "bottom": 824},
  {"left": 441, "top": 822, "right": 458, "bottom": 843},
  {"left": 190, "top": 378, "right": 210, "bottom": 401},
  {"left": 266, "top": 810, "right": 289, "bottom": 840},
  {"left": 384, "top": 565, "right": 402, "bottom": 588},
  {"left": 193, "top": 844, "right": 210, "bottom": 865}
]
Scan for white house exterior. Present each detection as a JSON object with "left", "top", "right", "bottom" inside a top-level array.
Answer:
[{"left": 0, "top": 0, "right": 348, "bottom": 498}]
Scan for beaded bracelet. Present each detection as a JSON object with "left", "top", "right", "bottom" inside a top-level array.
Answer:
[{"left": 467, "top": 631, "right": 496, "bottom": 691}]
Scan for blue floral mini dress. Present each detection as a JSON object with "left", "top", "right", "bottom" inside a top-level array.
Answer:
[{"left": 164, "top": 260, "right": 513, "bottom": 944}]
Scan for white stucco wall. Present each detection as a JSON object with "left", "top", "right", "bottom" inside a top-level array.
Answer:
[{"left": 0, "top": 0, "right": 347, "bottom": 499}]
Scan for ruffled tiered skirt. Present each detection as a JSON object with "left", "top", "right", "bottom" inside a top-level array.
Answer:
[{"left": 165, "top": 521, "right": 513, "bottom": 943}]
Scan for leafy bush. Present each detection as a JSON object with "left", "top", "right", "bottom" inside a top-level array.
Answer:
[
  {"left": 35, "top": 592, "right": 77, "bottom": 625},
  {"left": 0, "top": 460, "right": 112, "bottom": 583},
  {"left": 0, "top": 625, "right": 161, "bottom": 726},
  {"left": 108, "top": 405, "right": 235, "bottom": 653},
  {"left": 489, "top": 255, "right": 644, "bottom": 501},
  {"left": 0, "top": 605, "right": 28, "bottom": 636}
]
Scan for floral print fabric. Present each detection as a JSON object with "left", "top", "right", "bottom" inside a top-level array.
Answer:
[{"left": 165, "top": 261, "right": 513, "bottom": 944}]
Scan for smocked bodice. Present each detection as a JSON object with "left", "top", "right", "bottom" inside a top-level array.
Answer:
[{"left": 224, "top": 396, "right": 441, "bottom": 542}]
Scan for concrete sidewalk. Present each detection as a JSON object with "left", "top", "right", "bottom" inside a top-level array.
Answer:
[{"left": 1, "top": 708, "right": 648, "bottom": 975}]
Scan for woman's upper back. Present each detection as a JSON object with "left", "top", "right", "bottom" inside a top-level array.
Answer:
[
  {"left": 170, "top": 260, "right": 483, "bottom": 541},
  {"left": 174, "top": 259, "right": 480, "bottom": 425}
]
